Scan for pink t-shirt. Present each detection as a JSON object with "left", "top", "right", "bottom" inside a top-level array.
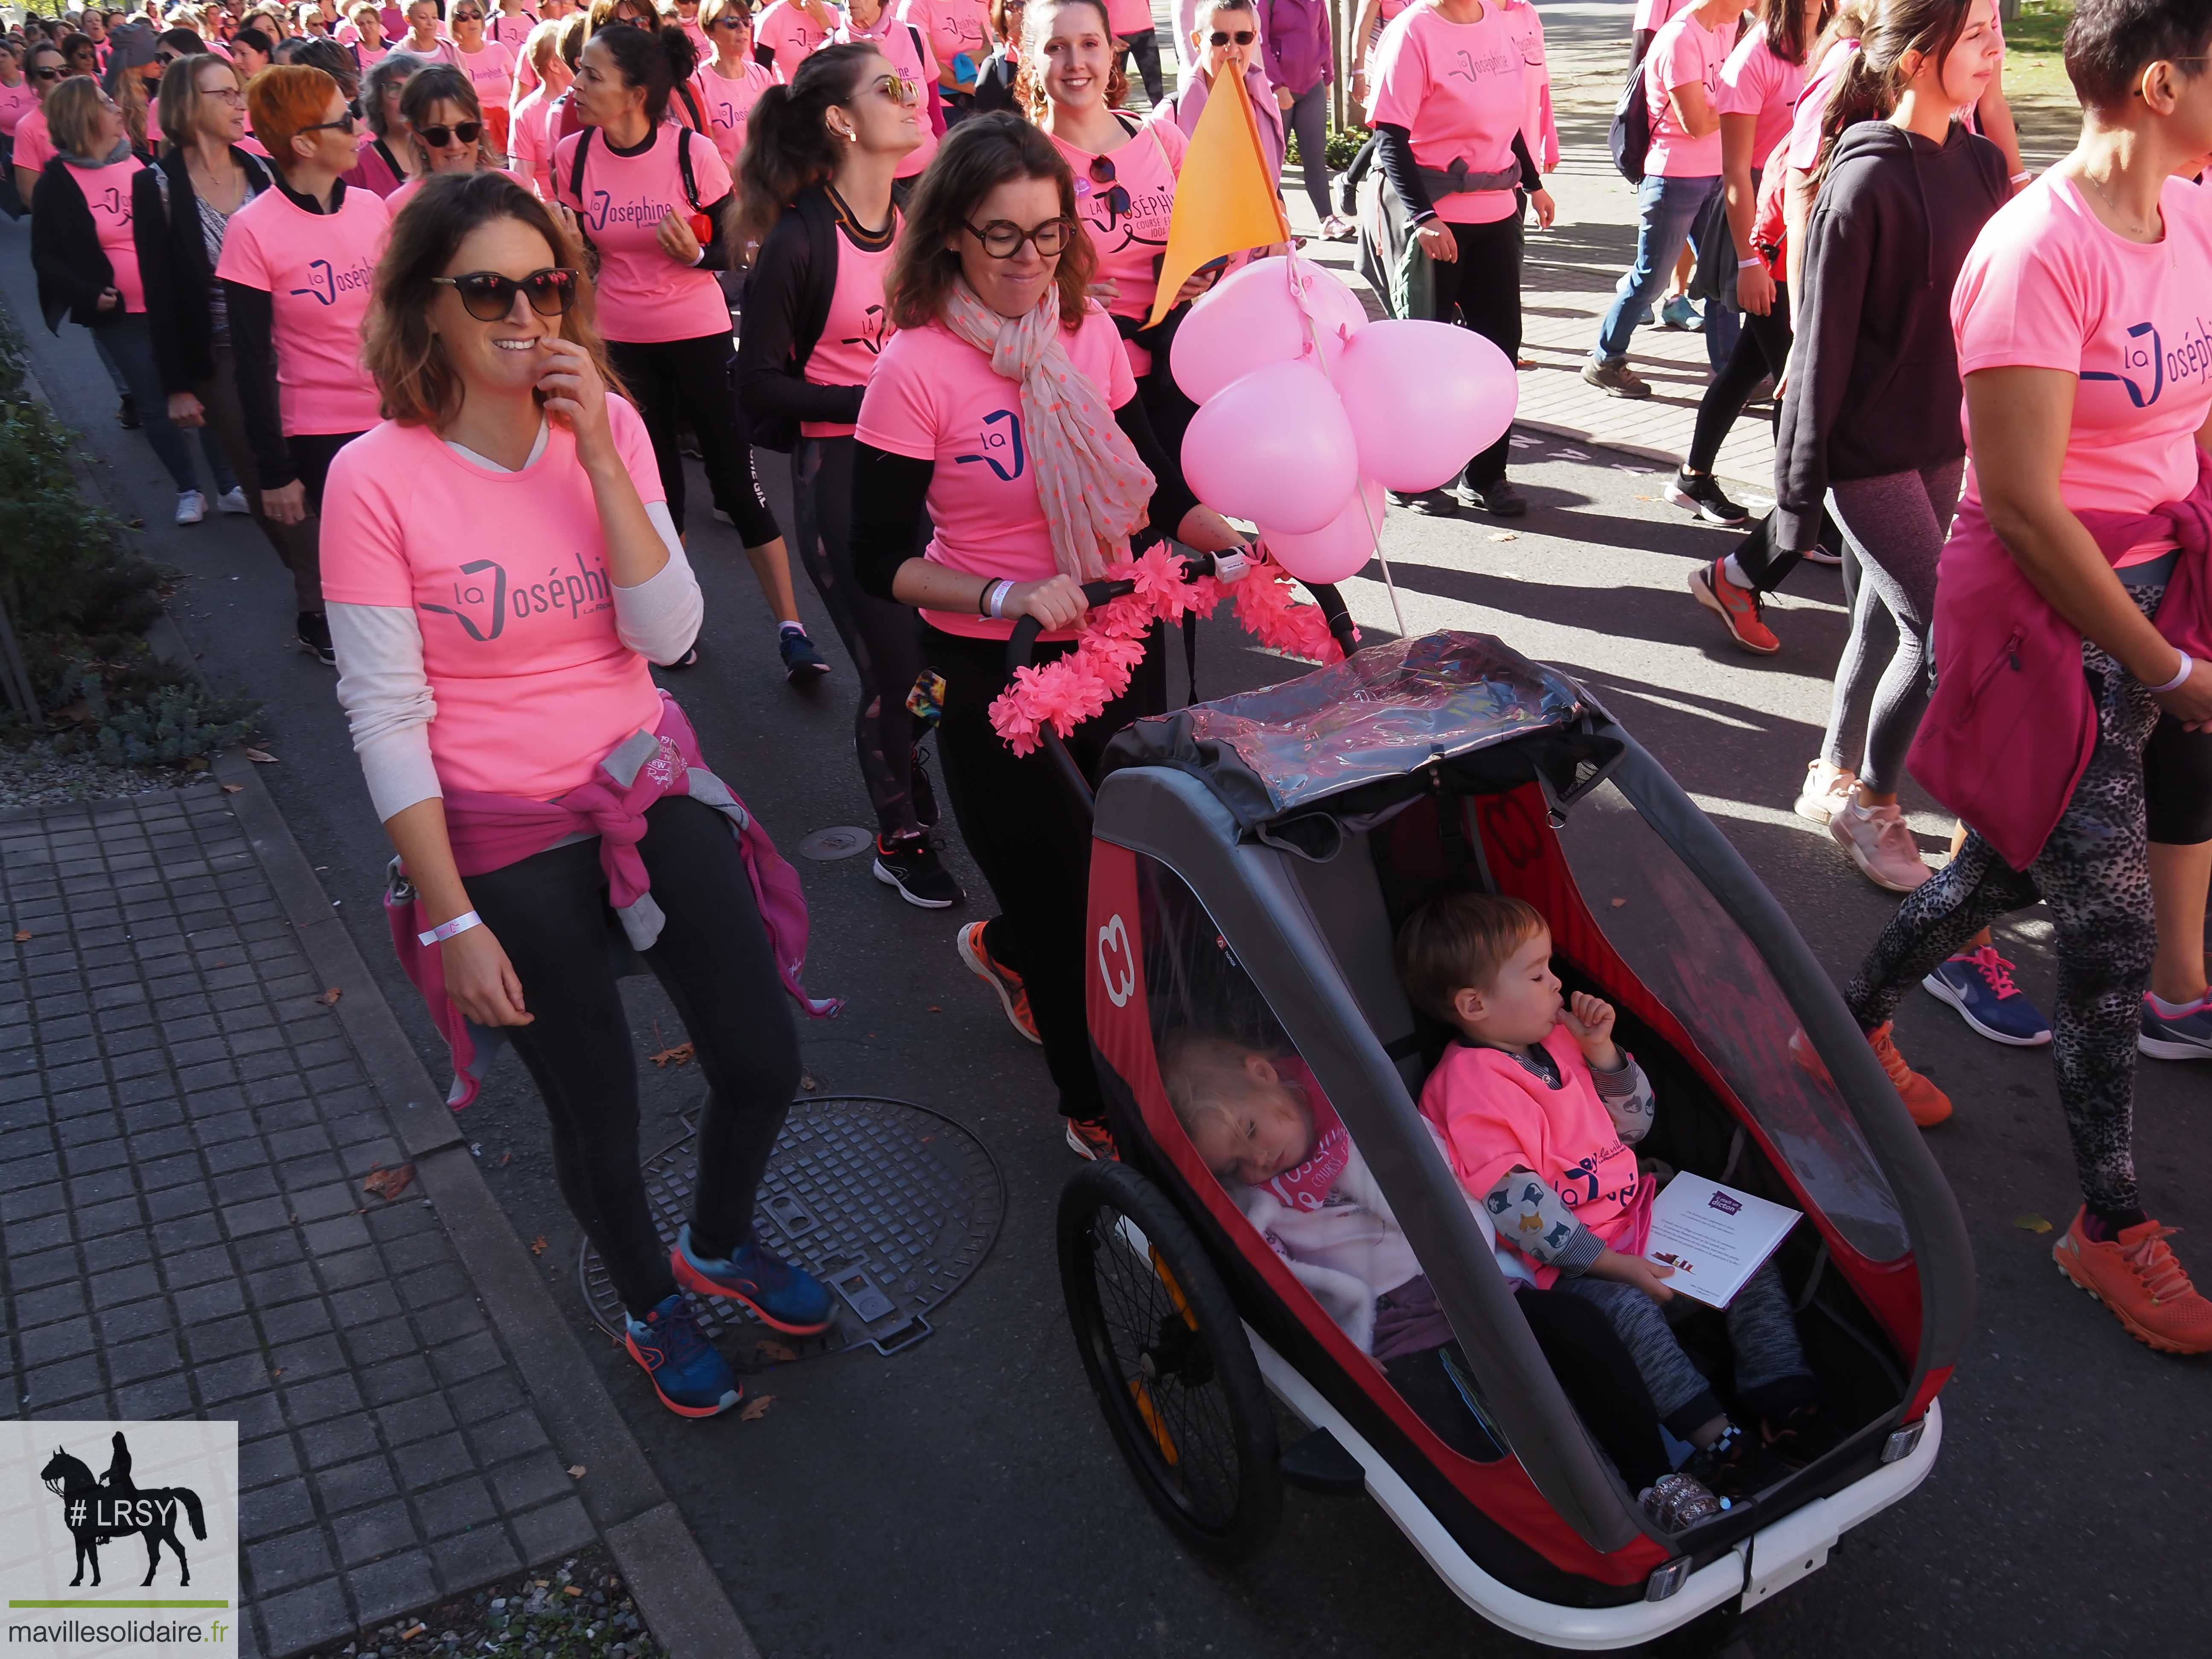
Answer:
[
  {"left": 1419, "top": 1028, "right": 1650, "bottom": 1289},
  {"left": 488, "top": 6, "right": 537, "bottom": 52},
  {"left": 1642, "top": 9, "right": 1729, "bottom": 177},
  {"left": 693, "top": 58, "right": 775, "bottom": 170},
  {"left": 1716, "top": 29, "right": 1803, "bottom": 175},
  {"left": 755, "top": 0, "right": 831, "bottom": 78},
  {"left": 837, "top": 15, "right": 938, "bottom": 178},
  {"left": 1367, "top": 1, "right": 1528, "bottom": 226},
  {"left": 1784, "top": 36, "right": 1855, "bottom": 172},
  {"left": 802, "top": 218, "right": 896, "bottom": 439},
  {"left": 0, "top": 80, "right": 38, "bottom": 140},
  {"left": 1631, "top": 0, "right": 1687, "bottom": 33},
  {"left": 1498, "top": 0, "right": 1555, "bottom": 174},
  {"left": 554, "top": 124, "right": 733, "bottom": 343},
  {"left": 1104, "top": 0, "right": 1152, "bottom": 38},
  {"left": 214, "top": 181, "right": 390, "bottom": 436},
  {"left": 384, "top": 164, "right": 520, "bottom": 213},
  {"left": 14, "top": 105, "right": 54, "bottom": 175},
  {"left": 898, "top": 0, "right": 988, "bottom": 77},
  {"left": 455, "top": 37, "right": 517, "bottom": 108},
  {"left": 65, "top": 158, "right": 148, "bottom": 314},
  {"left": 509, "top": 84, "right": 561, "bottom": 189},
  {"left": 318, "top": 398, "right": 670, "bottom": 802},
  {"left": 854, "top": 305, "right": 1139, "bottom": 641},
  {"left": 389, "top": 33, "right": 463, "bottom": 66},
  {"left": 1053, "top": 116, "right": 1184, "bottom": 372},
  {"left": 1954, "top": 175, "right": 2212, "bottom": 523}
]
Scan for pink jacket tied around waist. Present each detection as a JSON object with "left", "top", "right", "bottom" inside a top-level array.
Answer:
[
  {"left": 387, "top": 693, "right": 841, "bottom": 1109},
  {"left": 1907, "top": 454, "right": 2212, "bottom": 872}
]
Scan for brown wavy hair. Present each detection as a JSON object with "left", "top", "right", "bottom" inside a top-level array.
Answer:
[
  {"left": 363, "top": 170, "right": 625, "bottom": 425},
  {"left": 1014, "top": 0, "right": 1125, "bottom": 120},
  {"left": 883, "top": 111, "right": 1096, "bottom": 331}
]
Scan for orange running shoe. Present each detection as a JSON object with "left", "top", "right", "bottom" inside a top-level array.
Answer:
[
  {"left": 957, "top": 921, "right": 1040, "bottom": 1045},
  {"left": 1064, "top": 1117, "right": 1117, "bottom": 1161},
  {"left": 2055, "top": 1208, "right": 2212, "bottom": 1355},
  {"left": 1788, "top": 1022, "right": 1952, "bottom": 1126},
  {"left": 1688, "top": 559, "right": 1780, "bottom": 655}
]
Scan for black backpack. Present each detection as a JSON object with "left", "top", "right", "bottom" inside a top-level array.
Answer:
[
  {"left": 744, "top": 187, "right": 843, "bottom": 455},
  {"left": 566, "top": 122, "right": 704, "bottom": 271},
  {"left": 1607, "top": 47, "right": 1655, "bottom": 185}
]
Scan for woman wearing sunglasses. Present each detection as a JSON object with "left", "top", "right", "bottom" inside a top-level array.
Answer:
[
  {"left": 322, "top": 170, "right": 832, "bottom": 1417},
  {"left": 831, "top": 0, "right": 937, "bottom": 179},
  {"left": 448, "top": 0, "right": 518, "bottom": 153},
  {"left": 692, "top": 0, "right": 772, "bottom": 170},
  {"left": 386, "top": 61, "right": 507, "bottom": 207},
  {"left": 558, "top": 21, "right": 822, "bottom": 677},
  {"left": 852, "top": 113, "right": 1243, "bottom": 1155},
  {"left": 214, "top": 65, "right": 392, "bottom": 649},
  {"left": 1158, "top": 0, "right": 1281, "bottom": 183},
  {"left": 6, "top": 42, "right": 64, "bottom": 211},
  {"left": 734, "top": 44, "right": 953, "bottom": 904},
  {"left": 1024, "top": 0, "right": 1206, "bottom": 456}
]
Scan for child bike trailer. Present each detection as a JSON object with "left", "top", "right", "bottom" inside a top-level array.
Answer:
[{"left": 1057, "top": 631, "right": 1971, "bottom": 1650}]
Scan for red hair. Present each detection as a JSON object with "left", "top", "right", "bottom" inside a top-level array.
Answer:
[{"left": 247, "top": 62, "right": 341, "bottom": 163}]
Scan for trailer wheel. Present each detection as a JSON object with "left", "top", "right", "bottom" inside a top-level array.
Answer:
[{"left": 1058, "top": 1159, "right": 1282, "bottom": 1560}]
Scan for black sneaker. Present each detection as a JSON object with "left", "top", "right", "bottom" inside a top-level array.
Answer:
[
  {"left": 1760, "top": 1404, "right": 1845, "bottom": 1470},
  {"left": 1388, "top": 487, "right": 1458, "bottom": 518},
  {"left": 872, "top": 833, "right": 962, "bottom": 908},
  {"left": 661, "top": 646, "right": 701, "bottom": 670},
  {"left": 911, "top": 746, "right": 941, "bottom": 827},
  {"left": 1458, "top": 478, "right": 1528, "bottom": 518},
  {"left": 296, "top": 611, "right": 336, "bottom": 667},
  {"left": 1664, "top": 469, "right": 1749, "bottom": 526},
  {"left": 118, "top": 394, "right": 140, "bottom": 430},
  {"left": 779, "top": 628, "right": 830, "bottom": 683}
]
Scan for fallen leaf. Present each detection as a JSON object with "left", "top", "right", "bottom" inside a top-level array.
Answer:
[
  {"left": 1611, "top": 897, "right": 1627, "bottom": 908},
  {"left": 1487, "top": 532, "right": 1518, "bottom": 542},
  {"left": 530, "top": 1235, "right": 549, "bottom": 1256},
  {"left": 270, "top": 1368, "right": 284, "bottom": 1379},
  {"left": 567, "top": 1465, "right": 586, "bottom": 1480},
  {"left": 799, "top": 1072, "right": 819, "bottom": 1092},
  {"left": 220, "top": 783, "right": 244, "bottom": 794},
  {"left": 649, "top": 1041, "right": 695, "bottom": 1068},
  {"left": 244, "top": 747, "right": 278, "bottom": 763},
  {"left": 314, "top": 987, "right": 343, "bottom": 1007},
  {"left": 498, "top": 1150, "right": 512, "bottom": 1166},
  {"left": 2014, "top": 1214, "right": 2052, "bottom": 1234},
  {"left": 361, "top": 1164, "right": 415, "bottom": 1202},
  {"left": 739, "top": 1395, "right": 776, "bottom": 1421},
  {"left": 184, "top": 757, "right": 210, "bottom": 772},
  {"left": 11, "top": 931, "right": 29, "bottom": 943},
  {"left": 564, "top": 1586, "right": 583, "bottom": 1597},
  {"left": 757, "top": 1339, "right": 797, "bottom": 1362},
  {"left": 1634, "top": 494, "right": 1659, "bottom": 503},
  {"left": 926, "top": 1005, "right": 942, "bottom": 1013},
  {"left": 54, "top": 699, "right": 93, "bottom": 724}
]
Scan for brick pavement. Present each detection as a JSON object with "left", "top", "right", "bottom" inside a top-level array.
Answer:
[{"left": 1, "top": 785, "right": 597, "bottom": 1657}]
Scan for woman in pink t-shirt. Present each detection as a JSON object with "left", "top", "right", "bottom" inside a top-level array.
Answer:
[
  {"left": 389, "top": 0, "right": 462, "bottom": 64},
  {"left": 30, "top": 75, "right": 227, "bottom": 520},
  {"left": 384, "top": 61, "right": 509, "bottom": 210},
  {"left": 449, "top": 1, "right": 518, "bottom": 153},
  {"left": 754, "top": 0, "right": 836, "bottom": 81},
  {"left": 1837, "top": 0, "right": 2212, "bottom": 1356},
  {"left": 735, "top": 44, "right": 953, "bottom": 902},
  {"left": 557, "top": 21, "right": 821, "bottom": 675},
  {"left": 1027, "top": 0, "right": 1211, "bottom": 451},
  {"left": 691, "top": 0, "right": 774, "bottom": 170},
  {"left": 324, "top": 171, "right": 832, "bottom": 1417},
  {"left": 851, "top": 114, "right": 1243, "bottom": 1150},
  {"left": 506, "top": 17, "right": 571, "bottom": 191},
  {"left": 344, "top": 47, "right": 420, "bottom": 193},
  {"left": 10, "top": 43, "right": 67, "bottom": 211},
  {"left": 1368, "top": 0, "right": 1552, "bottom": 516},
  {"left": 834, "top": 0, "right": 938, "bottom": 178}
]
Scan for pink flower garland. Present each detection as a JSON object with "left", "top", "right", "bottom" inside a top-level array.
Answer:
[{"left": 988, "top": 547, "right": 1349, "bottom": 756}]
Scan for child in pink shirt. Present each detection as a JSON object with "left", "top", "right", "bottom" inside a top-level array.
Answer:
[{"left": 1402, "top": 892, "right": 1831, "bottom": 1500}]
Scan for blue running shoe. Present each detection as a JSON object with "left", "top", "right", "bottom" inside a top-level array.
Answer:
[
  {"left": 1921, "top": 947, "right": 2052, "bottom": 1047},
  {"left": 779, "top": 626, "right": 830, "bottom": 684},
  {"left": 2139, "top": 992, "right": 2212, "bottom": 1061},
  {"left": 624, "top": 1293, "right": 742, "bottom": 1418},
  {"left": 671, "top": 1223, "right": 835, "bottom": 1336}
]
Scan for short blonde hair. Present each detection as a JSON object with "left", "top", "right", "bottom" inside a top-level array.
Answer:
[
  {"left": 1394, "top": 892, "right": 1549, "bottom": 1025},
  {"left": 1158, "top": 1029, "right": 1275, "bottom": 1145}
]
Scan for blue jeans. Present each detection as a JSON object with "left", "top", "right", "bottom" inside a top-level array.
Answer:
[
  {"left": 93, "top": 313, "right": 234, "bottom": 498},
  {"left": 1592, "top": 172, "right": 1722, "bottom": 365}
]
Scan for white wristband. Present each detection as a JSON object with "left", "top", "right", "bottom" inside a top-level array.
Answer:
[
  {"left": 2148, "top": 651, "right": 2193, "bottom": 695},
  {"left": 2008, "top": 170, "right": 2031, "bottom": 184},
  {"left": 1738, "top": 257, "right": 1763, "bottom": 269},
  {"left": 418, "top": 911, "right": 483, "bottom": 947}
]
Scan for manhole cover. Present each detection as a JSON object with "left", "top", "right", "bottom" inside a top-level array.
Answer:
[
  {"left": 581, "top": 1095, "right": 1004, "bottom": 1362},
  {"left": 797, "top": 825, "right": 875, "bottom": 860}
]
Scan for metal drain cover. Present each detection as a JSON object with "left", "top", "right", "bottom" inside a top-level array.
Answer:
[
  {"left": 797, "top": 825, "right": 875, "bottom": 860},
  {"left": 581, "top": 1094, "right": 1004, "bottom": 1361}
]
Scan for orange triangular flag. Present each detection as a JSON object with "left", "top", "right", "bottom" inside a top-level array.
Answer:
[{"left": 1143, "top": 67, "right": 1293, "bottom": 328}]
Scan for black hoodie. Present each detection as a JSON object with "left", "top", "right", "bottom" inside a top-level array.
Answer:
[{"left": 1774, "top": 120, "right": 2008, "bottom": 552}]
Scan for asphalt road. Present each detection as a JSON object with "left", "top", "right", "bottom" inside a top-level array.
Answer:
[{"left": 5, "top": 155, "right": 2206, "bottom": 1659}]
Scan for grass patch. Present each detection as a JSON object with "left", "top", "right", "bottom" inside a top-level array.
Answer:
[{"left": 1999, "top": 1, "right": 2079, "bottom": 115}]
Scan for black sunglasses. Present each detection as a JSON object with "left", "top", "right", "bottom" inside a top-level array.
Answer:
[
  {"left": 297, "top": 107, "right": 358, "bottom": 133},
  {"left": 1208, "top": 28, "right": 1254, "bottom": 44},
  {"left": 32, "top": 64, "right": 64, "bottom": 79},
  {"left": 418, "top": 119, "right": 482, "bottom": 146},
  {"left": 433, "top": 266, "right": 579, "bottom": 320},
  {"left": 1086, "top": 152, "right": 1130, "bottom": 217},
  {"left": 155, "top": 48, "right": 182, "bottom": 63},
  {"left": 965, "top": 216, "right": 1073, "bottom": 259}
]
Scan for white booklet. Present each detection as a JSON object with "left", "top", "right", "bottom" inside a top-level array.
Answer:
[{"left": 1642, "top": 1175, "right": 1801, "bottom": 1310}]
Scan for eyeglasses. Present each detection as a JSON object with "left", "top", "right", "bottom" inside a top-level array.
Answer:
[
  {"left": 710, "top": 13, "right": 749, "bottom": 26},
  {"left": 297, "top": 107, "right": 358, "bottom": 133},
  {"left": 873, "top": 71, "right": 918, "bottom": 104},
  {"left": 450, "top": 6, "right": 482, "bottom": 17},
  {"left": 1207, "top": 28, "right": 1253, "bottom": 44},
  {"left": 1087, "top": 152, "right": 1129, "bottom": 216},
  {"left": 202, "top": 81, "right": 246, "bottom": 100},
  {"left": 418, "top": 119, "right": 482, "bottom": 145},
  {"left": 432, "top": 265, "right": 579, "bottom": 320},
  {"left": 963, "top": 215, "right": 1072, "bottom": 258}
]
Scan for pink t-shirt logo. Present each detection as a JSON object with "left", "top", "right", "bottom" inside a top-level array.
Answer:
[
  {"left": 954, "top": 409, "right": 1024, "bottom": 481},
  {"left": 2081, "top": 320, "right": 2167, "bottom": 409},
  {"left": 288, "top": 253, "right": 377, "bottom": 307},
  {"left": 1445, "top": 45, "right": 1516, "bottom": 81},
  {"left": 96, "top": 181, "right": 132, "bottom": 224},
  {"left": 839, "top": 303, "right": 890, "bottom": 359},
  {"left": 587, "top": 187, "right": 677, "bottom": 233},
  {"left": 419, "top": 553, "right": 615, "bottom": 643}
]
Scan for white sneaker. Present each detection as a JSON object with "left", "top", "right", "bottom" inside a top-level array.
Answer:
[
  {"left": 175, "top": 489, "right": 207, "bottom": 526},
  {"left": 215, "top": 486, "right": 250, "bottom": 515},
  {"left": 1829, "top": 799, "right": 1931, "bottom": 893},
  {"left": 1793, "top": 760, "right": 1857, "bottom": 826}
]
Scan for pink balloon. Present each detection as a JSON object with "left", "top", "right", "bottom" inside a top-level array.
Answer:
[
  {"left": 1171, "top": 256, "right": 1371, "bottom": 405},
  {"left": 1181, "top": 359, "right": 1359, "bottom": 533},
  {"left": 1262, "top": 477, "right": 1386, "bottom": 587},
  {"left": 1330, "top": 320, "right": 1518, "bottom": 494}
]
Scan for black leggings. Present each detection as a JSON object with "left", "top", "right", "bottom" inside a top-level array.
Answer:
[
  {"left": 789, "top": 435, "right": 930, "bottom": 837},
  {"left": 1686, "top": 284, "right": 1790, "bottom": 477},
  {"left": 1118, "top": 27, "right": 1163, "bottom": 103},
  {"left": 608, "top": 334, "right": 781, "bottom": 546},
  {"left": 928, "top": 621, "right": 1167, "bottom": 1120},
  {"left": 1430, "top": 217, "right": 1523, "bottom": 491},
  {"left": 291, "top": 429, "right": 368, "bottom": 515},
  {"left": 466, "top": 796, "right": 803, "bottom": 1316}
]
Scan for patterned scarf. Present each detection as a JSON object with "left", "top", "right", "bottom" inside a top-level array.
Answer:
[{"left": 938, "top": 279, "right": 1155, "bottom": 581}]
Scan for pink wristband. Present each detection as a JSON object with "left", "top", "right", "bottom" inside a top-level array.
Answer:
[{"left": 417, "top": 911, "right": 483, "bottom": 947}]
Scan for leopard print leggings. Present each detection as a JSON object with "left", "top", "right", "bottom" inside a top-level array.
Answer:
[{"left": 1844, "top": 582, "right": 2168, "bottom": 1216}]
